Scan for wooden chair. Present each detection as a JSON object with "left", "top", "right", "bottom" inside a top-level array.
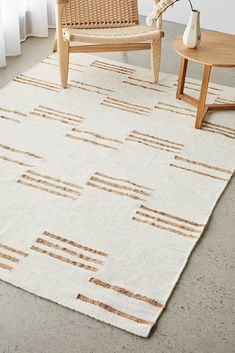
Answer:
[{"left": 54, "top": 0, "right": 164, "bottom": 88}]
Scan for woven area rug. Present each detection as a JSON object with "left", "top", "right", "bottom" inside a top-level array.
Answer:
[{"left": 0, "top": 53, "right": 234, "bottom": 337}]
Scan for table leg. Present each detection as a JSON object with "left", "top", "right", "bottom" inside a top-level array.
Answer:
[
  {"left": 176, "top": 58, "right": 188, "bottom": 99},
  {"left": 195, "top": 65, "right": 212, "bottom": 129}
]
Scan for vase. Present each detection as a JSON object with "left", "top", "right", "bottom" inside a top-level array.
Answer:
[{"left": 183, "top": 10, "right": 201, "bottom": 49}]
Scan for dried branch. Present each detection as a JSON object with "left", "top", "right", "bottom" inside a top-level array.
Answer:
[{"left": 147, "top": 0, "right": 195, "bottom": 26}]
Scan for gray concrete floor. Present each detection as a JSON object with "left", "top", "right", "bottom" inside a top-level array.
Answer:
[{"left": 0, "top": 21, "right": 234, "bottom": 353}]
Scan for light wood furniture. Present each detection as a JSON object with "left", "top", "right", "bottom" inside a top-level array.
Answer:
[
  {"left": 173, "top": 32, "right": 235, "bottom": 129},
  {"left": 54, "top": 0, "right": 164, "bottom": 88}
]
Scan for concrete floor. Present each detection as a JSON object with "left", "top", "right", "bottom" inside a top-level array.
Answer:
[{"left": 0, "top": 21, "right": 234, "bottom": 353}]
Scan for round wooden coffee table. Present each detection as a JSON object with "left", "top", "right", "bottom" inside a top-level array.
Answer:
[{"left": 173, "top": 31, "right": 235, "bottom": 129}]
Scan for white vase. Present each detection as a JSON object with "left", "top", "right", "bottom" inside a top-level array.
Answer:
[{"left": 183, "top": 10, "right": 201, "bottom": 49}]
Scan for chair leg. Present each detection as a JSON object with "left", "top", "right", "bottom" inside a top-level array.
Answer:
[
  {"left": 53, "top": 32, "right": 57, "bottom": 52},
  {"left": 58, "top": 37, "right": 69, "bottom": 89},
  {"left": 150, "top": 38, "right": 161, "bottom": 83}
]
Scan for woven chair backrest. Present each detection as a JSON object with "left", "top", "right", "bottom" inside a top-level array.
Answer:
[{"left": 61, "top": 0, "right": 139, "bottom": 29}]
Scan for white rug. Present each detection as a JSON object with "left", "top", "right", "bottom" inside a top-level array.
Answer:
[{"left": 0, "top": 53, "right": 234, "bottom": 337}]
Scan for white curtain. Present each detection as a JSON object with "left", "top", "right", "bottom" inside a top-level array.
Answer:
[{"left": 0, "top": 0, "right": 56, "bottom": 67}]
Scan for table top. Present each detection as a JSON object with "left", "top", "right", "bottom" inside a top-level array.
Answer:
[{"left": 173, "top": 31, "right": 235, "bottom": 67}]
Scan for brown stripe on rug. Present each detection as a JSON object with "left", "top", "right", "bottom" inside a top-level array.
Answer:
[
  {"left": 17, "top": 170, "right": 83, "bottom": 200},
  {"left": 31, "top": 246, "right": 98, "bottom": 272},
  {"left": 0, "top": 107, "right": 27, "bottom": 124},
  {"left": 185, "top": 80, "right": 223, "bottom": 93},
  {"left": 41, "top": 58, "right": 84, "bottom": 73},
  {"left": 0, "top": 251, "right": 20, "bottom": 263},
  {"left": 155, "top": 102, "right": 196, "bottom": 117},
  {"left": 13, "top": 74, "right": 61, "bottom": 92},
  {"left": 0, "top": 143, "right": 42, "bottom": 160},
  {"left": 70, "top": 80, "right": 114, "bottom": 95},
  {"left": 0, "top": 115, "right": 20, "bottom": 123},
  {"left": 102, "top": 97, "right": 152, "bottom": 116},
  {"left": 43, "top": 231, "right": 108, "bottom": 258},
  {"left": 123, "top": 78, "right": 165, "bottom": 92},
  {"left": 30, "top": 106, "right": 84, "bottom": 126},
  {"left": 201, "top": 121, "right": 235, "bottom": 139},
  {"left": 0, "top": 243, "right": 28, "bottom": 271},
  {"left": 87, "top": 172, "right": 153, "bottom": 201},
  {"left": 0, "top": 243, "right": 28, "bottom": 257},
  {"left": 126, "top": 130, "right": 184, "bottom": 153},
  {"left": 77, "top": 294, "right": 154, "bottom": 325},
  {"left": 132, "top": 205, "right": 205, "bottom": 239},
  {"left": 0, "top": 156, "right": 33, "bottom": 167},
  {"left": 123, "top": 76, "right": 172, "bottom": 92},
  {"left": 215, "top": 97, "right": 235, "bottom": 104},
  {"left": 89, "top": 278, "right": 164, "bottom": 308},
  {"left": 36, "top": 238, "right": 104, "bottom": 265},
  {"left": 90, "top": 60, "right": 135, "bottom": 75},
  {"left": 0, "top": 107, "right": 27, "bottom": 117},
  {"left": 169, "top": 156, "right": 233, "bottom": 182},
  {"left": 0, "top": 262, "right": 14, "bottom": 271},
  {"left": 66, "top": 128, "right": 123, "bottom": 150},
  {"left": 174, "top": 80, "right": 221, "bottom": 96}
]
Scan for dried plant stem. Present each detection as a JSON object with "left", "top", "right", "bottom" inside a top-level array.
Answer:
[
  {"left": 188, "top": 0, "right": 194, "bottom": 11},
  {"left": 156, "top": 0, "right": 195, "bottom": 20},
  {"left": 156, "top": 1, "right": 179, "bottom": 20}
]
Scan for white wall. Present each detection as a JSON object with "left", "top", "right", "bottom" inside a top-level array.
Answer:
[{"left": 138, "top": 0, "right": 235, "bottom": 34}]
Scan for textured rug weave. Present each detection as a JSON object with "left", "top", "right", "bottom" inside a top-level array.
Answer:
[{"left": 0, "top": 53, "right": 234, "bottom": 337}]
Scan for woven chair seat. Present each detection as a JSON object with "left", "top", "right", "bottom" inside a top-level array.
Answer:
[{"left": 63, "top": 25, "right": 161, "bottom": 44}]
